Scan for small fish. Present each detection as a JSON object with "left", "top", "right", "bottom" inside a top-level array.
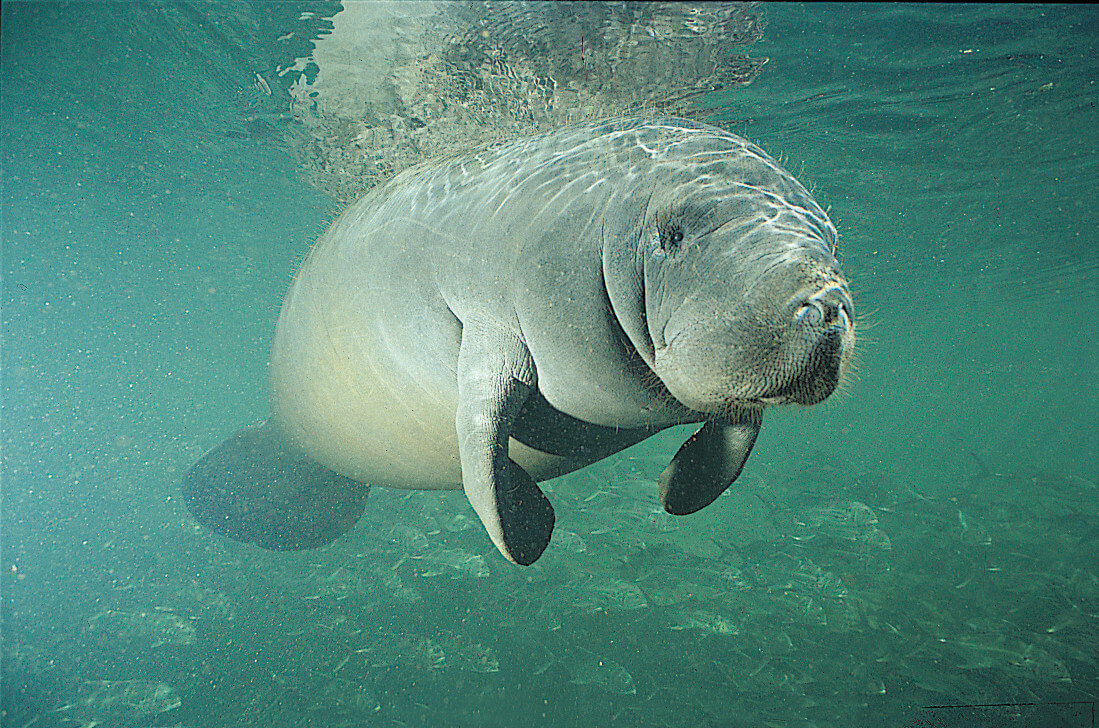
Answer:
[
  {"left": 448, "top": 633, "right": 501, "bottom": 673},
  {"left": 944, "top": 635, "right": 1072, "bottom": 683},
  {"left": 552, "top": 529, "right": 588, "bottom": 554},
  {"left": 570, "top": 657, "right": 637, "bottom": 695},
  {"left": 572, "top": 578, "right": 648, "bottom": 611},
  {"left": 668, "top": 609, "right": 739, "bottom": 636},
  {"left": 718, "top": 565, "right": 752, "bottom": 591},
  {"left": 1045, "top": 604, "right": 1083, "bottom": 634}
]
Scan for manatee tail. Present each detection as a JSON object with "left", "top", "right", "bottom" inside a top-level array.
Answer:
[{"left": 181, "top": 420, "right": 369, "bottom": 550}]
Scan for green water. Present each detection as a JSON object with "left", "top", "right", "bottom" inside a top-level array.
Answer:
[{"left": 2, "top": 3, "right": 1096, "bottom": 727}]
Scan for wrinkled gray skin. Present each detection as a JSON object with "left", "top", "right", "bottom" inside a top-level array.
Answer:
[{"left": 182, "top": 117, "right": 854, "bottom": 565}]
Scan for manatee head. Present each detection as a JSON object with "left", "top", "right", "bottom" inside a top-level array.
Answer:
[{"left": 606, "top": 132, "right": 854, "bottom": 418}]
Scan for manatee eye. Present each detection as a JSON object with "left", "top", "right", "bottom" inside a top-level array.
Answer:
[{"left": 650, "top": 226, "right": 684, "bottom": 260}]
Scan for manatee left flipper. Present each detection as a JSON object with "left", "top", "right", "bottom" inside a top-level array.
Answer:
[
  {"left": 181, "top": 419, "right": 369, "bottom": 550},
  {"left": 456, "top": 317, "right": 555, "bottom": 565},
  {"left": 658, "top": 411, "right": 762, "bottom": 515}
]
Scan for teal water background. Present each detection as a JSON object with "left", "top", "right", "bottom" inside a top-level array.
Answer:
[{"left": 2, "top": 3, "right": 1097, "bottom": 727}]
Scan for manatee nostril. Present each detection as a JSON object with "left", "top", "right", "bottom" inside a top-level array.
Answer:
[{"left": 795, "top": 301, "right": 823, "bottom": 326}]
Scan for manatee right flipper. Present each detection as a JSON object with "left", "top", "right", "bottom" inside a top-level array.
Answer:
[
  {"left": 658, "top": 410, "right": 762, "bottom": 515},
  {"left": 181, "top": 420, "right": 368, "bottom": 550},
  {"left": 456, "top": 317, "right": 555, "bottom": 566}
]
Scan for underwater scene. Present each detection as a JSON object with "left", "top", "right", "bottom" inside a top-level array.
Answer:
[{"left": 2, "top": 3, "right": 1096, "bottom": 727}]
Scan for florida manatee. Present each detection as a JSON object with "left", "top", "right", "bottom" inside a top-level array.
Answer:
[{"left": 182, "top": 117, "right": 855, "bottom": 565}]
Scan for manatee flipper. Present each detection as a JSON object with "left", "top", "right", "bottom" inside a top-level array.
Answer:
[
  {"left": 181, "top": 420, "right": 368, "bottom": 550},
  {"left": 658, "top": 412, "right": 762, "bottom": 515},
  {"left": 456, "top": 318, "right": 555, "bottom": 565}
]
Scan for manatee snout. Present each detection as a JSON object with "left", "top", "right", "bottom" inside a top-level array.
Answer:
[
  {"left": 787, "top": 282, "right": 854, "bottom": 405},
  {"left": 654, "top": 263, "right": 854, "bottom": 413}
]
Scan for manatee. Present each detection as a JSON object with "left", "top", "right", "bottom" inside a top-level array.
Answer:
[{"left": 182, "top": 117, "right": 855, "bottom": 565}]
